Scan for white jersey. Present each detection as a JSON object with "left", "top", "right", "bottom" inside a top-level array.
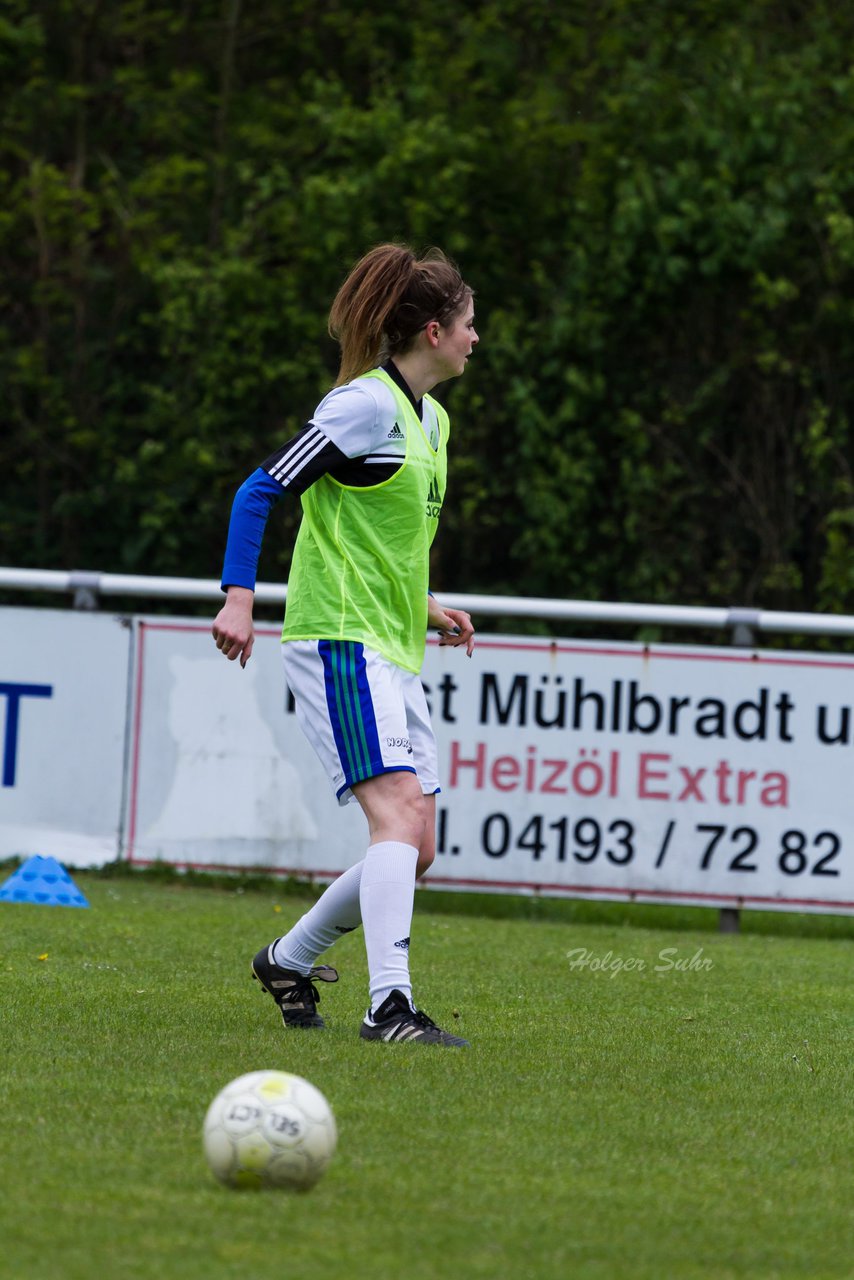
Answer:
[{"left": 311, "top": 377, "right": 441, "bottom": 459}]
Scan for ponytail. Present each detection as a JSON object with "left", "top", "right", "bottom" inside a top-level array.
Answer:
[{"left": 328, "top": 244, "right": 471, "bottom": 386}]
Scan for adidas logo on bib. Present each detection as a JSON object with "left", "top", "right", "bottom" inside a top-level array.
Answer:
[{"left": 425, "top": 478, "right": 442, "bottom": 518}]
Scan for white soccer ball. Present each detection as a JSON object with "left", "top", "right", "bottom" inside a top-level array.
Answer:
[{"left": 202, "top": 1070, "right": 337, "bottom": 1190}]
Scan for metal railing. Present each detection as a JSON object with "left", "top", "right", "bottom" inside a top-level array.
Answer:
[{"left": 3, "top": 566, "right": 854, "bottom": 645}]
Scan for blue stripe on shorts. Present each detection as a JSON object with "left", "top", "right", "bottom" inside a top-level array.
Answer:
[{"left": 318, "top": 641, "right": 384, "bottom": 790}]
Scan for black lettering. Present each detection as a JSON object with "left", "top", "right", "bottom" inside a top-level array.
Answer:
[
  {"left": 627, "top": 681, "right": 661, "bottom": 734},
  {"left": 479, "top": 674, "right": 528, "bottom": 726},
  {"left": 571, "top": 677, "right": 606, "bottom": 731},
  {"left": 695, "top": 698, "right": 726, "bottom": 738},
  {"left": 733, "top": 688, "right": 768, "bottom": 740},
  {"left": 816, "top": 704, "right": 850, "bottom": 745},
  {"left": 438, "top": 673, "right": 459, "bottom": 723},
  {"left": 533, "top": 675, "right": 567, "bottom": 728}
]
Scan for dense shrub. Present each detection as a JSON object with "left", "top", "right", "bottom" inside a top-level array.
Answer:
[{"left": 2, "top": 2, "right": 853, "bottom": 613}]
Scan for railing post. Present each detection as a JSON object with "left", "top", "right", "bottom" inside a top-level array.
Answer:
[
  {"left": 717, "top": 607, "right": 762, "bottom": 932},
  {"left": 718, "top": 907, "right": 741, "bottom": 934}
]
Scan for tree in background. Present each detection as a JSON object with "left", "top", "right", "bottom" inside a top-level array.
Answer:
[{"left": 2, "top": 1, "right": 853, "bottom": 617}]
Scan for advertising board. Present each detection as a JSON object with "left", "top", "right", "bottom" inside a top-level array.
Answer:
[
  {"left": 0, "top": 608, "right": 131, "bottom": 867},
  {"left": 124, "top": 620, "right": 854, "bottom": 913}
]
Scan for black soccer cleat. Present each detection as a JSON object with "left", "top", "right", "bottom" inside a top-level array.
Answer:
[
  {"left": 359, "top": 989, "right": 469, "bottom": 1047},
  {"left": 251, "top": 942, "right": 338, "bottom": 1029}
]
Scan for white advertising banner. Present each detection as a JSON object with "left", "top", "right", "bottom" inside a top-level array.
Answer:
[
  {"left": 125, "top": 620, "right": 854, "bottom": 914},
  {"left": 429, "top": 637, "right": 854, "bottom": 914},
  {"left": 0, "top": 608, "right": 131, "bottom": 867},
  {"left": 125, "top": 618, "right": 349, "bottom": 872}
]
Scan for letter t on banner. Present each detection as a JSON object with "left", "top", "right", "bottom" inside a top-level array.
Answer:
[{"left": 0, "top": 683, "right": 53, "bottom": 787}]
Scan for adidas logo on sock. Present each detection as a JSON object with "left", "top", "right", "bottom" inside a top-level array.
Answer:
[
  {"left": 387, "top": 421, "right": 404, "bottom": 440},
  {"left": 394, "top": 936, "right": 410, "bottom": 950}
]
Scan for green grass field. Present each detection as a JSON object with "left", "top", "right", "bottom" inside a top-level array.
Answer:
[{"left": 2, "top": 870, "right": 852, "bottom": 1280}]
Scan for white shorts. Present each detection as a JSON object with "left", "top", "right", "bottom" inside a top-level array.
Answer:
[{"left": 281, "top": 640, "right": 440, "bottom": 806}]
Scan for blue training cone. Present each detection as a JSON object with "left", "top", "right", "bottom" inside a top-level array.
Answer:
[{"left": 0, "top": 855, "right": 90, "bottom": 908}]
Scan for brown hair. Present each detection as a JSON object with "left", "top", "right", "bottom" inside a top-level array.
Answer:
[{"left": 328, "top": 243, "right": 472, "bottom": 385}]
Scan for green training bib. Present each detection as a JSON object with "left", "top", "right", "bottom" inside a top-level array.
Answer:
[{"left": 282, "top": 368, "right": 449, "bottom": 673}]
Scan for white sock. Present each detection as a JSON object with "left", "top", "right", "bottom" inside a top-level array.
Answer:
[
  {"left": 271, "top": 861, "right": 364, "bottom": 973},
  {"left": 360, "top": 840, "right": 419, "bottom": 1016}
]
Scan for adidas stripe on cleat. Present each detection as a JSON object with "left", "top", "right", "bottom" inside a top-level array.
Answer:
[
  {"left": 251, "top": 942, "right": 338, "bottom": 1029},
  {"left": 359, "top": 989, "right": 469, "bottom": 1047}
]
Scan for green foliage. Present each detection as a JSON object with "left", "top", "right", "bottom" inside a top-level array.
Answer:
[{"left": 2, "top": 2, "right": 854, "bottom": 612}]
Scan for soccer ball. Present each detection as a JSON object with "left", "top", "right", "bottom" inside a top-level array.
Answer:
[{"left": 202, "top": 1070, "right": 337, "bottom": 1190}]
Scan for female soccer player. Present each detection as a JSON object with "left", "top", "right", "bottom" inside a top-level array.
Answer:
[{"left": 212, "top": 243, "right": 478, "bottom": 1046}]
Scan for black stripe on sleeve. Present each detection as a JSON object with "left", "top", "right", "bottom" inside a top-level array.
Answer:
[
  {"left": 261, "top": 425, "right": 348, "bottom": 495},
  {"left": 261, "top": 422, "right": 402, "bottom": 492}
]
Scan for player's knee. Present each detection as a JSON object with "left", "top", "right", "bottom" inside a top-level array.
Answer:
[
  {"left": 355, "top": 770, "right": 429, "bottom": 848},
  {"left": 398, "top": 788, "right": 429, "bottom": 849}
]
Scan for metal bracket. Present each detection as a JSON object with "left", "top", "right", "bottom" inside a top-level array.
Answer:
[
  {"left": 726, "top": 607, "right": 761, "bottom": 647},
  {"left": 69, "top": 570, "right": 102, "bottom": 611}
]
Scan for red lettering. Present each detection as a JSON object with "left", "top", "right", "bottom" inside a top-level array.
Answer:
[
  {"left": 638, "top": 753, "right": 670, "bottom": 800},
  {"left": 491, "top": 756, "right": 521, "bottom": 791},
  {"left": 677, "top": 765, "right": 706, "bottom": 802},
  {"left": 448, "top": 741, "right": 486, "bottom": 789},
  {"left": 760, "top": 773, "right": 789, "bottom": 807},
  {"left": 608, "top": 751, "right": 620, "bottom": 797},
  {"left": 715, "top": 759, "right": 733, "bottom": 805},
  {"left": 541, "top": 759, "right": 569, "bottom": 794}
]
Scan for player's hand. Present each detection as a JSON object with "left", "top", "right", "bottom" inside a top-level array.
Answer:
[
  {"left": 428, "top": 597, "right": 475, "bottom": 657},
  {"left": 212, "top": 586, "right": 256, "bottom": 667}
]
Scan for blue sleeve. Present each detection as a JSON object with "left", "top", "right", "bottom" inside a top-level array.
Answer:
[{"left": 220, "top": 469, "right": 284, "bottom": 591}]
